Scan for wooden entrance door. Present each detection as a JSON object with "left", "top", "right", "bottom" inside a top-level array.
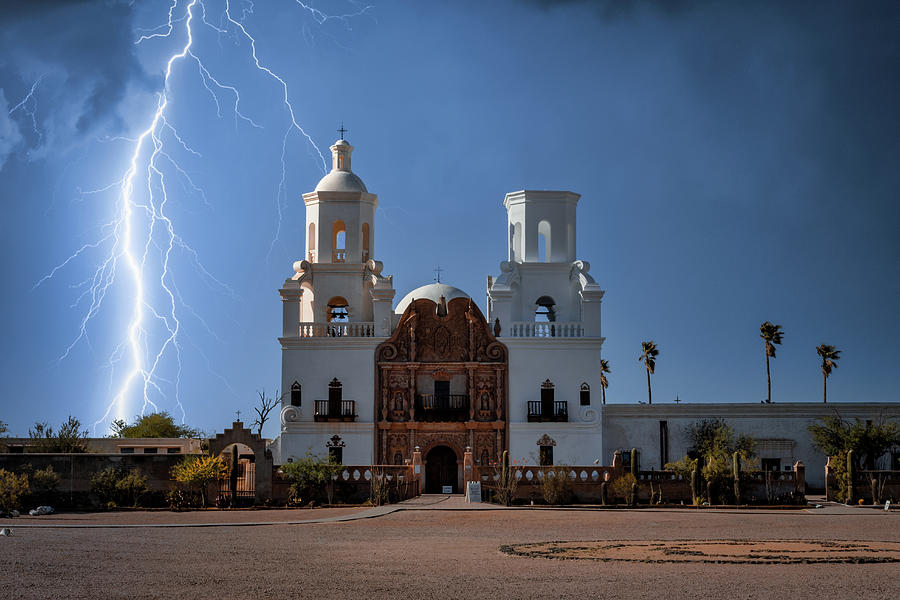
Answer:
[{"left": 425, "top": 446, "right": 458, "bottom": 493}]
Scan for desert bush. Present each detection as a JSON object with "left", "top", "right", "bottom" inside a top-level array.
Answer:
[
  {"left": 0, "top": 469, "right": 30, "bottom": 514},
  {"left": 29, "top": 465, "right": 61, "bottom": 505},
  {"left": 541, "top": 466, "right": 573, "bottom": 505},
  {"left": 610, "top": 473, "right": 637, "bottom": 505},
  {"left": 171, "top": 455, "right": 227, "bottom": 507},
  {"left": 280, "top": 452, "right": 343, "bottom": 505},
  {"left": 90, "top": 467, "right": 151, "bottom": 508}
]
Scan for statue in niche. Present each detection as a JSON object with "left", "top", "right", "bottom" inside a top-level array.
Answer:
[{"left": 493, "top": 318, "right": 501, "bottom": 337}]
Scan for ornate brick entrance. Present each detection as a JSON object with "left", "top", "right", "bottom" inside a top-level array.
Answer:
[{"left": 375, "top": 296, "right": 508, "bottom": 471}]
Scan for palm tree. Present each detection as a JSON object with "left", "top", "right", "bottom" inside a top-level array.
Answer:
[
  {"left": 599, "top": 359, "right": 611, "bottom": 404},
  {"left": 638, "top": 341, "right": 659, "bottom": 405},
  {"left": 760, "top": 322, "right": 784, "bottom": 403},
  {"left": 816, "top": 344, "right": 841, "bottom": 403}
]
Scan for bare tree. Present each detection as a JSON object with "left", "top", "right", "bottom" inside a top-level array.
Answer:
[{"left": 252, "top": 389, "right": 281, "bottom": 436}]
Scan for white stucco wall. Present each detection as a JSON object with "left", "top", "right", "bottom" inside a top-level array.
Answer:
[{"left": 601, "top": 402, "right": 900, "bottom": 489}]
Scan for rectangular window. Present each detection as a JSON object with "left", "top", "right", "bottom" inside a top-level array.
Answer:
[
  {"left": 434, "top": 380, "right": 450, "bottom": 398},
  {"left": 620, "top": 449, "right": 640, "bottom": 471},
  {"left": 580, "top": 388, "right": 590, "bottom": 406},
  {"left": 659, "top": 421, "right": 669, "bottom": 468},
  {"left": 143, "top": 447, "right": 158, "bottom": 454},
  {"left": 291, "top": 384, "right": 301, "bottom": 407},
  {"left": 328, "top": 446, "right": 343, "bottom": 464},
  {"left": 120, "top": 447, "right": 135, "bottom": 454},
  {"left": 762, "top": 458, "right": 780, "bottom": 472},
  {"left": 539, "top": 446, "right": 553, "bottom": 466},
  {"left": 167, "top": 447, "right": 181, "bottom": 454}
]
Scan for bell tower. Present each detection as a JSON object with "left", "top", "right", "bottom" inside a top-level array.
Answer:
[{"left": 278, "top": 136, "right": 395, "bottom": 336}]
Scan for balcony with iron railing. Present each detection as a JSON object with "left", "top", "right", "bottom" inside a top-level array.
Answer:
[
  {"left": 527, "top": 400, "right": 568, "bottom": 422},
  {"left": 507, "top": 322, "right": 584, "bottom": 338},
  {"left": 298, "top": 322, "right": 376, "bottom": 338},
  {"left": 314, "top": 400, "right": 357, "bottom": 422},
  {"left": 414, "top": 394, "right": 469, "bottom": 422}
]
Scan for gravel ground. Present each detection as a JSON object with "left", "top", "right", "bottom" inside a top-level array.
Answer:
[{"left": 2, "top": 502, "right": 898, "bottom": 599}]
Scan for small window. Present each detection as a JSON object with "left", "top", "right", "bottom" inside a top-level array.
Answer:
[
  {"left": 143, "top": 448, "right": 158, "bottom": 454},
  {"left": 539, "top": 446, "right": 553, "bottom": 466},
  {"left": 120, "top": 447, "right": 135, "bottom": 454},
  {"left": 291, "top": 381, "right": 302, "bottom": 407},
  {"left": 762, "top": 458, "right": 781, "bottom": 472},
  {"left": 328, "top": 446, "right": 343, "bottom": 464},
  {"left": 620, "top": 449, "right": 640, "bottom": 471},
  {"left": 167, "top": 447, "right": 181, "bottom": 454},
  {"left": 580, "top": 383, "right": 590, "bottom": 406}
]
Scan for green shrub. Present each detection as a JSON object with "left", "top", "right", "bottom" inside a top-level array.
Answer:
[
  {"left": 279, "top": 452, "right": 343, "bottom": 505},
  {"left": 0, "top": 469, "right": 29, "bottom": 513},
  {"left": 610, "top": 473, "right": 637, "bottom": 505},
  {"left": 90, "top": 467, "right": 151, "bottom": 508},
  {"left": 30, "top": 465, "right": 61, "bottom": 505},
  {"left": 541, "top": 466, "right": 573, "bottom": 505}
]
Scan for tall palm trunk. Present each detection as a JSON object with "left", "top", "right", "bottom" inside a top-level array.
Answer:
[
  {"left": 823, "top": 373, "right": 827, "bottom": 403},
  {"left": 646, "top": 368, "right": 652, "bottom": 405},
  {"left": 765, "top": 352, "right": 771, "bottom": 403},
  {"left": 601, "top": 386, "right": 606, "bottom": 405}
]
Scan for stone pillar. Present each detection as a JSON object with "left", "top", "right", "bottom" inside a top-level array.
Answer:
[
  {"left": 612, "top": 450, "right": 623, "bottom": 478},
  {"left": 279, "top": 280, "right": 302, "bottom": 338},
  {"left": 794, "top": 460, "right": 806, "bottom": 495},
  {"left": 463, "top": 446, "right": 474, "bottom": 485},
  {"left": 412, "top": 446, "right": 424, "bottom": 494},
  {"left": 370, "top": 287, "right": 396, "bottom": 337}
]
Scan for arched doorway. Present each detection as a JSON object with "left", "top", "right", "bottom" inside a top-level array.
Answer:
[
  {"left": 425, "top": 445, "right": 458, "bottom": 493},
  {"left": 216, "top": 442, "right": 255, "bottom": 507}
]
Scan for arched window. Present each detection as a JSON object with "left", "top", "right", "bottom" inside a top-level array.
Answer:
[
  {"left": 580, "top": 382, "right": 590, "bottom": 406},
  {"left": 513, "top": 222, "right": 523, "bottom": 261},
  {"left": 328, "top": 378, "right": 343, "bottom": 416},
  {"left": 332, "top": 220, "right": 346, "bottom": 263},
  {"left": 361, "top": 223, "right": 370, "bottom": 262},
  {"left": 338, "top": 154, "right": 344, "bottom": 170},
  {"left": 326, "top": 296, "right": 349, "bottom": 322},
  {"left": 291, "top": 381, "right": 302, "bottom": 407},
  {"left": 538, "top": 220, "right": 551, "bottom": 262},
  {"left": 307, "top": 223, "right": 316, "bottom": 261},
  {"left": 534, "top": 296, "right": 556, "bottom": 322}
]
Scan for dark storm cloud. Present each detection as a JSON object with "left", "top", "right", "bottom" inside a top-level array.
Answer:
[{"left": 0, "top": 0, "right": 151, "bottom": 158}]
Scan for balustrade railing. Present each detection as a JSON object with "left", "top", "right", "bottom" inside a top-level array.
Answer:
[
  {"left": 314, "top": 400, "right": 357, "bottom": 421},
  {"left": 527, "top": 400, "right": 568, "bottom": 422},
  {"left": 414, "top": 394, "right": 469, "bottom": 422},
  {"left": 332, "top": 250, "right": 347, "bottom": 263},
  {"left": 298, "top": 322, "right": 376, "bottom": 338},
  {"left": 507, "top": 321, "right": 584, "bottom": 338}
]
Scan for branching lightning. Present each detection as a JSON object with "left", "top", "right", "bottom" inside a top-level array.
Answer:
[{"left": 32, "top": 0, "right": 368, "bottom": 431}]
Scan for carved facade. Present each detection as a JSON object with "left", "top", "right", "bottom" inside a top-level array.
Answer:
[{"left": 375, "top": 296, "right": 508, "bottom": 467}]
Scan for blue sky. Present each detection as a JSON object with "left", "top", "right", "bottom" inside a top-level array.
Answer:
[{"left": 1, "top": 0, "right": 898, "bottom": 438}]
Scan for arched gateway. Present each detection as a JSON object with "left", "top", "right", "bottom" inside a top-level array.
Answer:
[{"left": 375, "top": 287, "right": 509, "bottom": 484}]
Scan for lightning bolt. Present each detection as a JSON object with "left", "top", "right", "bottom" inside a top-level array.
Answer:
[
  {"left": 32, "top": 0, "right": 369, "bottom": 432},
  {"left": 8, "top": 74, "right": 47, "bottom": 145}
]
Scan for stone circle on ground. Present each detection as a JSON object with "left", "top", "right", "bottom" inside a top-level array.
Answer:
[{"left": 500, "top": 540, "right": 900, "bottom": 564}]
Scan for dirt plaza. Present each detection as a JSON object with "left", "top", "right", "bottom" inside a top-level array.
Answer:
[{"left": 2, "top": 498, "right": 899, "bottom": 600}]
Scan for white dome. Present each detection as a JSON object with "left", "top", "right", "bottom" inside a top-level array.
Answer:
[
  {"left": 314, "top": 170, "right": 368, "bottom": 193},
  {"left": 394, "top": 283, "right": 471, "bottom": 315}
]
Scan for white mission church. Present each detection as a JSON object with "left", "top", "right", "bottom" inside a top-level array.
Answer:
[{"left": 270, "top": 136, "right": 898, "bottom": 493}]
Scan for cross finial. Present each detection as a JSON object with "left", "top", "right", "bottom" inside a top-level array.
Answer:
[
  {"left": 433, "top": 265, "right": 443, "bottom": 283},
  {"left": 235, "top": 409, "right": 242, "bottom": 421},
  {"left": 674, "top": 395, "right": 680, "bottom": 404},
  {"left": 337, "top": 123, "right": 347, "bottom": 140}
]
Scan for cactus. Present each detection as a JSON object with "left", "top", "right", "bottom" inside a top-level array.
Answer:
[
  {"left": 732, "top": 451, "right": 742, "bottom": 505},
  {"left": 600, "top": 481, "right": 608, "bottom": 506},
  {"left": 500, "top": 450, "right": 510, "bottom": 488},
  {"left": 630, "top": 448, "right": 638, "bottom": 477},
  {"left": 630, "top": 482, "right": 638, "bottom": 507},
  {"left": 846, "top": 450, "right": 855, "bottom": 505},
  {"left": 690, "top": 462, "right": 700, "bottom": 506}
]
